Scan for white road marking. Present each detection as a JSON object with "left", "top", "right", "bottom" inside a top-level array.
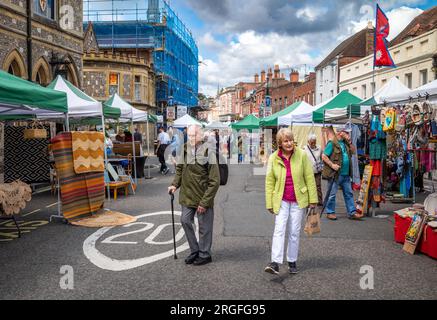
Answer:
[
  {"left": 83, "top": 211, "right": 198, "bottom": 271},
  {"left": 46, "top": 202, "right": 59, "bottom": 208},
  {"left": 22, "top": 209, "right": 41, "bottom": 217}
]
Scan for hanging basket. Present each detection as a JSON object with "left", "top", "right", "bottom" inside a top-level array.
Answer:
[{"left": 23, "top": 121, "right": 47, "bottom": 139}]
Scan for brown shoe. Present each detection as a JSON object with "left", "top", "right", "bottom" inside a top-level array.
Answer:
[
  {"left": 348, "top": 213, "right": 364, "bottom": 220},
  {"left": 326, "top": 214, "right": 337, "bottom": 220}
]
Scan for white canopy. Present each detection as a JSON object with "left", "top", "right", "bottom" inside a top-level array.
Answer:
[
  {"left": 46, "top": 75, "right": 102, "bottom": 118},
  {"left": 278, "top": 101, "right": 317, "bottom": 125},
  {"left": 104, "top": 93, "right": 148, "bottom": 122},
  {"left": 173, "top": 114, "right": 203, "bottom": 128},
  {"left": 381, "top": 79, "right": 437, "bottom": 103},
  {"left": 372, "top": 77, "right": 411, "bottom": 104},
  {"left": 205, "top": 121, "right": 229, "bottom": 129}
]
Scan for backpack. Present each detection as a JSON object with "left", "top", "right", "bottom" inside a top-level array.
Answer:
[{"left": 217, "top": 154, "right": 229, "bottom": 186}]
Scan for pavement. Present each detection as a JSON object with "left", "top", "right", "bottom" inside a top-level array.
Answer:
[{"left": 0, "top": 157, "right": 436, "bottom": 300}]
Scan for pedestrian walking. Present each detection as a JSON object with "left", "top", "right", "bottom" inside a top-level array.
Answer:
[
  {"left": 303, "top": 133, "right": 323, "bottom": 206},
  {"left": 321, "top": 125, "right": 362, "bottom": 220},
  {"left": 168, "top": 127, "right": 182, "bottom": 174},
  {"left": 134, "top": 127, "right": 143, "bottom": 142},
  {"left": 168, "top": 125, "right": 220, "bottom": 266},
  {"left": 264, "top": 128, "right": 317, "bottom": 275},
  {"left": 157, "top": 127, "right": 171, "bottom": 175}
]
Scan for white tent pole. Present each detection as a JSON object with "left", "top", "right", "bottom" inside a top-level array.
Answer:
[
  {"left": 65, "top": 112, "right": 70, "bottom": 131},
  {"left": 145, "top": 115, "right": 151, "bottom": 179},
  {"left": 131, "top": 117, "right": 137, "bottom": 185},
  {"left": 101, "top": 112, "right": 110, "bottom": 203}
]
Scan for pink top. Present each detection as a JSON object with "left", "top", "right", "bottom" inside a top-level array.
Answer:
[{"left": 278, "top": 149, "right": 297, "bottom": 203}]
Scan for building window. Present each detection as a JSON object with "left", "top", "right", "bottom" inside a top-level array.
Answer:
[
  {"left": 109, "top": 73, "right": 119, "bottom": 96},
  {"left": 371, "top": 82, "right": 375, "bottom": 95},
  {"left": 284, "top": 96, "right": 288, "bottom": 107},
  {"left": 330, "top": 90, "right": 334, "bottom": 97},
  {"left": 134, "top": 75, "right": 141, "bottom": 101},
  {"left": 352, "top": 87, "right": 357, "bottom": 93},
  {"left": 361, "top": 84, "right": 366, "bottom": 99},
  {"left": 406, "top": 46, "right": 413, "bottom": 58},
  {"left": 420, "top": 40, "right": 429, "bottom": 52},
  {"left": 381, "top": 79, "right": 387, "bottom": 86},
  {"left": 34, "top": 0, "right": 55, "bottom": 20},
  {"left": 420, "top": 69, "right": 428, "bottom": 86},
  {"left": 320, "top": 93, "right": 322, "bottom": 102},
  {"left": 405, "top": 73, "right": 412, "bottom": 89}
]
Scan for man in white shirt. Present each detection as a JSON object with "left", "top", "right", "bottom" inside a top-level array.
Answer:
[
  {"left": 157, "top": 127, "right": 171, "bottom": 174},
  {"left": 304, "top": 133, "right": 323, "bottom": 206}
]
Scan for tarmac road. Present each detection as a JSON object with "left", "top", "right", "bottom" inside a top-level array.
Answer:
[{"left": 0, "top": 158, "right": 436, "bottom": 300}]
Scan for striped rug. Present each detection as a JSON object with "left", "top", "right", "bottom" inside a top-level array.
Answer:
[{"left": 51, "top": 132, "right": 105, "bottom": 220}]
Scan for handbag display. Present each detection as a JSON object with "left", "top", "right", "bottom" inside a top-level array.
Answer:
[
  {"left": 23, "top": 121, "right": 47, "bottom": 140},
  {"left": 304, "top": 207, "right": 321, "bottom": 236}
]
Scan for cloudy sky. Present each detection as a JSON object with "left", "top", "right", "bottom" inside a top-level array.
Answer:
[{"left": 86, "top": 0, "right": 435, "bottom": 97}]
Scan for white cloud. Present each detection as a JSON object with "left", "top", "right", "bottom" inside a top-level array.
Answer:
[
  {"left": 350, "top": 5, "right": 423, "bottom": 40},
  {"left": 198, "top": 31, "right": 320, "bottom": 96}
]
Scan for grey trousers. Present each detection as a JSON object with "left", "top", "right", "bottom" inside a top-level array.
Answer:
[{"left": 181, "top": 206, "right": 214, "bottom": 258}]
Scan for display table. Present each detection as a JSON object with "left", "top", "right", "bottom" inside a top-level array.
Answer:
[{"left": 394, "top": 213, "right": 437, "bottom": 259}]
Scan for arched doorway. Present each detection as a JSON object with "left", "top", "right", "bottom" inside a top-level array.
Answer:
[{"left": 3, "top": 50, "right": 26, "bottom": 78}]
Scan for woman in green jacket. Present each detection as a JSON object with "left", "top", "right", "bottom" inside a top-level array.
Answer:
[{"left": 264, "top": 128, "right": 318, "bottom": 275}]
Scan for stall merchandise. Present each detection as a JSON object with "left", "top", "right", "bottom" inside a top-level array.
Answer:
[
  {"left": 4, "top": 124, "right": 51, "bottom": 183},
  {"left": 394, "top": 206, "right": 437, "bottom": 259},
  {"left": 51, "top": 132, "right": 105, "bottom": 220}
]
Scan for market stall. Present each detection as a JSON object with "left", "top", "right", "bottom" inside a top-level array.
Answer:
[
  {"left": 173, "top": 114, "right": 204, "bottom": 128},
  {"left": 103, "top": 93, "right": 150, "bottom": 183},
  {"left": 259, "top": 101, "right": 303, "bottom": 127}
]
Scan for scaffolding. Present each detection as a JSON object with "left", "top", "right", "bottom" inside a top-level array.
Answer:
[{"left": 84, "top": 0, "right": 199, "bottom": 108}]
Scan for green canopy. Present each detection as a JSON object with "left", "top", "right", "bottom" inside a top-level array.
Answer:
[
  {"left": 260, "top": 101, "right": 302, "bottom": 127},
  {"left": 312, "top": 90, "right": 362, "bottom": 123},
  {"left": 148, "top": 113, "right": 157, "bottom": 123},
  {"left": 231, "top": 114, "right": 260, "bottom": 130},
  {"left": 0, "top": 70, "right": 67, "bottom": 113}
]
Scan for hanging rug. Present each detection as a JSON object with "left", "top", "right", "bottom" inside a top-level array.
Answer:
[{"left": 69, "top": 209, "right": 137, "bottom": 227}]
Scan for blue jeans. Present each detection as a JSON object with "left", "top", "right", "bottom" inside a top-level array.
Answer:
[{"left": 326, "top": 175, "right": 356, "bottom": 216}]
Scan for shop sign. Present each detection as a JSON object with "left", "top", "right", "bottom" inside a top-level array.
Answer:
[
  {"left": 167, "top": 107, "right": 175, "bottom": 120},
  {"left": 177, "top": 106, "right": 187, "bottom": 118},
  {"left": 157, "top": 115, "right": 164, "bottom": 123}
]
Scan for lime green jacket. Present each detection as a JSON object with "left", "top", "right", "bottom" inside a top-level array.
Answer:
[{"left": 265, "top": 148, "right": 318, "bottom": 214}]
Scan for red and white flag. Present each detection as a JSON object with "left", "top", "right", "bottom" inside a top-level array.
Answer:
[{"left": 374, "top": 4, "right": 396, "bottom": 68}]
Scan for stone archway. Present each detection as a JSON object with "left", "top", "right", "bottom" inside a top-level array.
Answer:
[
  {"left": 3, "top": 49, "right": 26, "bottom": 78},
  {"left": 32, "top": 57, "right": 52, "bottom": 86}
]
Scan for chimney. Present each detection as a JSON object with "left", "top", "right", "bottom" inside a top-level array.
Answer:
[
  {"left": 290, "top": 70, "right": 299, "bottom": 83},
  {"left": 254, "top": 73, "right": 259, "bottom": 83},
  {"left": 274, "top": 64, "right": 280, "bottom": 79},
  {"left": 260, "top": 70, "right": 266, "bottom": 83},
  {"left": 367, "top": 21, "right": 374, "bottom": 29},
  {"left": 267, "top": 68, "right": 273, "bottom": 81},
  {"left": 281, "top": 73, "right": 285, "bottom": 79}
]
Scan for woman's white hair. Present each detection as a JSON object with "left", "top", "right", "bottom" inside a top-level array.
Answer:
[{"left": 308, "top": 133, "right": 317, "bottom": 141}]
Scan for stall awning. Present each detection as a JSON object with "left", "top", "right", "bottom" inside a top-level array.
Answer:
[
  {"left": 277, "top": 101, "right": 317, "bottom": 125},
  {"left": 260, "top": 101, "right": 302, "bottom": 127},
  {"left": 312, "top": 90, "right": 362, "bottom": 123},
  {"left": 103, "top": 93, "right": 148, "bottom": 122},
  {"left": 381, "top": 79, "right": 437, "bottom": 103},
  {"left": 46, "top": 75, "right": 102, "bottom": 118},
  {"left": 231, "top": 114, "right": 260, "bottom": 130},
  {"left": 173, "top": 114, "right": 203, "bottom": 128},
  {"left": 0, "top": 70, "right": 68, "bottom": 118}
]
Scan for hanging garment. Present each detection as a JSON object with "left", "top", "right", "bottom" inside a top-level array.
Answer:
[
  {"left": 4, "top": 125, "right": 50, "bottom": 183},
  {"left": 71, "top": 132, "right": 105, "bottom": 174},
  {"left": 51, "top": 132, "right": 105, "bottom": 220},
  {"left": 351, "top": 124, "right": 361, "bottom": 186}
]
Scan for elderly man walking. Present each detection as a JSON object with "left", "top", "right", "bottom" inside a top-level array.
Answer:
[
  {"left": 168, "top": 125, "right": 220, "bottom": 266},
  {"left": 303, "top": 133, "right": 323, "bottom": 206}
]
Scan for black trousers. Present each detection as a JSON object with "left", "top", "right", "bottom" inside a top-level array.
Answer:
[{"left": 157, "top": 144, "right": 168, "bottom": 172}]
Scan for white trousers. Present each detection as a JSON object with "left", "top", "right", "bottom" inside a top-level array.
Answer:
[{"left": 271, "top": 201, "right": 304, "bottom": 264}]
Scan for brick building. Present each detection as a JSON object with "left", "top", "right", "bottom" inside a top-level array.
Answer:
[
  {"left": 293, "top": 72, "right": 316, "bottom": 105},
  {"left": 0, "top": 0, "right": 84, "bottom": 86}
]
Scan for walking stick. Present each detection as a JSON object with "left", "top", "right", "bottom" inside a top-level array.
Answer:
[{"left": 169, "top": 192, "right": 178, "bottom": 259}]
